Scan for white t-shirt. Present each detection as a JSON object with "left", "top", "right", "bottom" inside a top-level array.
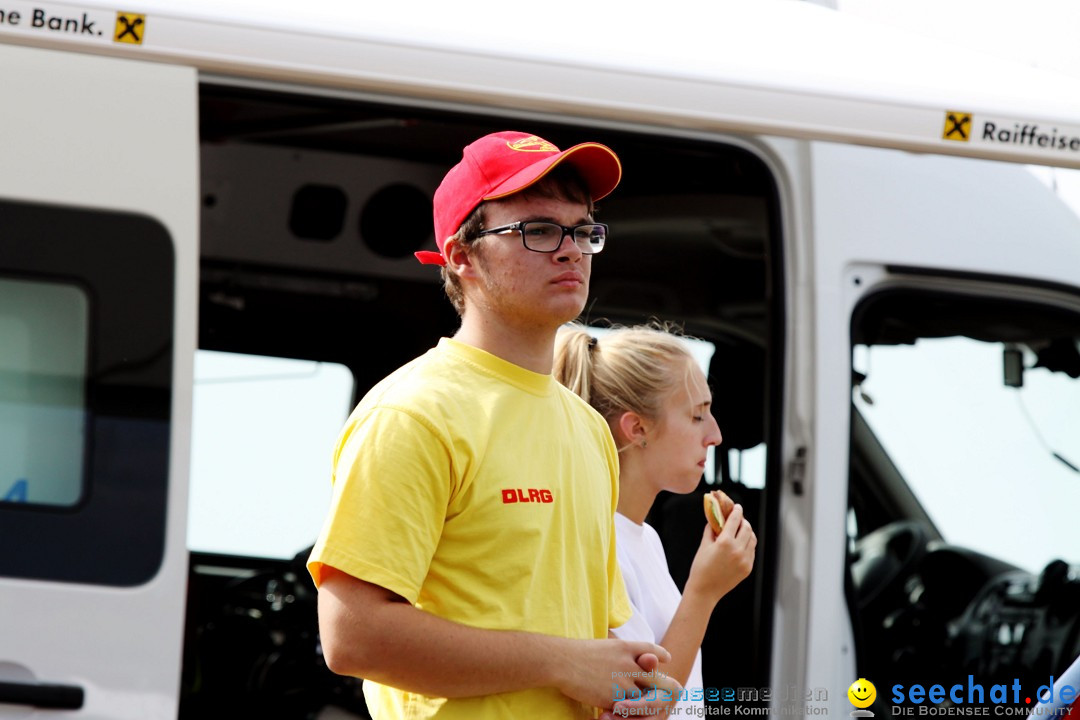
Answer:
[{"left": 610, "top": 512, "right": 705, "bottom": 717}]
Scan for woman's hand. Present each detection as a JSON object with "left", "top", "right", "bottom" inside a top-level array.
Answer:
[{"left": 683, "top": 503, "right": 757, "bottom": 605}]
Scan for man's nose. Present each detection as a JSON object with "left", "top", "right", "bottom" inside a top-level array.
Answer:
[{"left": 553, "top": 229, "right": 584, "bottom": 262}]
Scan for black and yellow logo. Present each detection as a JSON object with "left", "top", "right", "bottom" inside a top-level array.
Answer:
[
  {"left": 114, "top": 12, "right": 145, "bottom": 44},
  {"left": 943, "top": 111, "right": 973, "bottom": 142}
]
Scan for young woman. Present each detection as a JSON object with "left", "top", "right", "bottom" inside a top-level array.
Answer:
[{"left": 555, "top": 323, "right": 757, "bottom": 714}]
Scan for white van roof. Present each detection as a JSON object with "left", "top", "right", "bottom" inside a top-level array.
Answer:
[{"left": 7, "top": 0, "right": 1080, "bottom": 167}]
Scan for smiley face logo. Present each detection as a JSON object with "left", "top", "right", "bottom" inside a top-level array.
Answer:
[{"left": 848, "top": 678, "right": 877, "bottom": 709}]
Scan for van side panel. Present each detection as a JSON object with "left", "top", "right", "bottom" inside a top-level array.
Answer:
[{"left": 0, "top": 44, "right": 197, "bottom": 718}]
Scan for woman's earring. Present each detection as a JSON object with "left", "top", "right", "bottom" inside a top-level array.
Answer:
[{"left": 641, "top": 440, "right": 647, "bottom": 449}]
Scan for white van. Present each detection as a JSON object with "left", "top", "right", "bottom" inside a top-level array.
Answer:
[{"left": 2, "top": 1, "right": 1079, "bottom": 718}]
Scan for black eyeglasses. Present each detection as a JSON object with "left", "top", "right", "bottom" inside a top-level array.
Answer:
[{"left": 476, "top": 221, "right": 608, "bottom": 255}]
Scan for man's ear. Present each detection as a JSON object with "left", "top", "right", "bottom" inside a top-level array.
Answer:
[
  {"left": 443, "top": 235, "right": 478, "bottom": 278},
  {"left": 616, "top": 410, "right": 648, "bottom": 447}
]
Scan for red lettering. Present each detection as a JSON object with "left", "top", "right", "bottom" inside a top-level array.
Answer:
[{"left": 502, "top": 488, "right": 554, "bottom": 504}]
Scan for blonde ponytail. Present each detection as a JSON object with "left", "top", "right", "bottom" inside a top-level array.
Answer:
[
  {"left": 553, "top": 325, "right": 598, "bottom": 405},
  {"left": 554, "top": 322, "right": 696, "bottom": 445}
]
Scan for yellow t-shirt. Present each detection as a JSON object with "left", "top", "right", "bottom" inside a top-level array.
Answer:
[{"left": 308, "top": 338, "right": 630, "bottom": 720}]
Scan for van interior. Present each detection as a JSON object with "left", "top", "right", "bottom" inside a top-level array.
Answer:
[
  {"left": 179, "top": 83, "right": 1080, "bottom": 718},
  {"left": 181, "top": 83, "right": 781, "bottom": 718}
]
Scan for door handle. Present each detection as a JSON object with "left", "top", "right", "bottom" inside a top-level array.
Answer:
[{"left": 0, "top": 680, "right": 84, "bottom": 709}]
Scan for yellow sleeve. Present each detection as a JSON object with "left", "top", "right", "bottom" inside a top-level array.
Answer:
[
  {"left": 604, "top": 428, "right": 633, "bottom": 629},
  {"left": 307, "top": 406, "right": 452, "bottom": 604}
]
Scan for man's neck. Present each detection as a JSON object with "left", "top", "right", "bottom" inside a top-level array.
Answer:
[{"left": 452, "top": 312, "right": 558, "bottom": 375}]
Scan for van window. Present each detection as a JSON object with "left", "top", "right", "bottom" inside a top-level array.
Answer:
[
  {"left": 0, "top": 199, "right": 174, "bottom": 586},
  {"left": 854, "top": 335, "right": 1080, "bottom": 572},
  {"left": 189, "top": 351, "right": 354, "bottom": 559},
  {"left": 728, "top": 443, "right": 767, "bottom": 489},
  {"left": 847, "top": 288, "right": 1080, "bottom": 693},
  {"left": 0, "top": 277, "right": 88, "bottom": 507}
]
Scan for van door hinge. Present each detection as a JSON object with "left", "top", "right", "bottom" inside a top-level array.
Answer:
[{"left": 788, "top": 446, "right": 807, "bottom": 496}]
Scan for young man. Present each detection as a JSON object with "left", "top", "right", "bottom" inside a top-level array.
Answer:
[{"left": 308, "top": 131, "right": 679, "bottom": 719}]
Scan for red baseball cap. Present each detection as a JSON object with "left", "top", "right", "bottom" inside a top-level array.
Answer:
[{"left": 415, "top": 131, "right": 622, "bottom": 266}]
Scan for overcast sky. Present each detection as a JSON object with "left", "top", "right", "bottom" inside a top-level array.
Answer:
[{"left": 839, "top": 0, "right": 1080, "bottom": 78}]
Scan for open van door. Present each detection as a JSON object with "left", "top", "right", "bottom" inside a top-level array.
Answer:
[
  {"left": 0, "top": 43, "right": 197, "bottom": 718},
  {"left": 793, "top": 139, "right": 1080, "bottom": 713}
]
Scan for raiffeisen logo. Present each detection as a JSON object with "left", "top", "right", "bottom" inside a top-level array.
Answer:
[
  {"left": 980, "top": 122, "right": 1080, "bottom": 153},
  {"left": 888, "top": 674, "right": 1079, "bottom": 717}
]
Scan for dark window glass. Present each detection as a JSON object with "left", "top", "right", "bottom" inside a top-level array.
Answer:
[{"left": 0, "top": 199, "right": 174, "bottom": 586}]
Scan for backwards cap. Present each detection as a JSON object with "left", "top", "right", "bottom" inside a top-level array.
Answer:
[{"left": 416, "top": 131, "right": 622, "bottom": 265}]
